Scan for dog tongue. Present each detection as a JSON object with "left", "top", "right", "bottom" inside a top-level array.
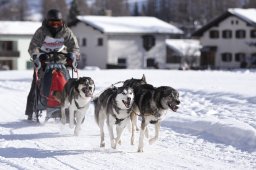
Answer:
[
  {"left": 123, "top": 100, "right": 129, "bottom": 108},
  {"left": 169, "top": 103, "right": 178, "bottom": 112}
]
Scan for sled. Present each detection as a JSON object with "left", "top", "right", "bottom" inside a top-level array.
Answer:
[{"left": 33, "top": 51, "right": 72, "bottom": 123}]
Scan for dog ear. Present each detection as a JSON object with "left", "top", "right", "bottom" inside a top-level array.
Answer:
[
  {"left": 142, "top": 74, "right": 146, "bottom": 83},
  {"left": 74, "top": 79, "right": 80, "bottom": 93}
]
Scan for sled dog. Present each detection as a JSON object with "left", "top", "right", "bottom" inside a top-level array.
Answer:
[
  {"left": 94, "top": 86, "right": 134, "bottom": 149},
  {"left": 55, "top": 77, "right": 95, "bottom": 136},
  {"left": 133, "top": 84, "right": 180, "bottom": 152},
  {"left": 123, "top": 74, "right": 147, "bottom": 144}
]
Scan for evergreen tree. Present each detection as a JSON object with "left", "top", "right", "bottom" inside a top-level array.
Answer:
[
  {"left": 133, "top": 2, "right": 140, "bottom": 16},
  {"left": 67, "top": 0, "right": 80, "bottom": 24}
]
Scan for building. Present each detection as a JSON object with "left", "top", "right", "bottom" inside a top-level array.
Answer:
[
  {"left": 70, "top": 16, "right": 183, "bottom": 69},
  {"left": 0, "top": 21, "right": 41, "bottom": 70},
  {"left": 193, "top": 8, "right": 256, "bottom": 69},
  {"left": 166, "top": 39, "right": 201, "bottom": 70}
]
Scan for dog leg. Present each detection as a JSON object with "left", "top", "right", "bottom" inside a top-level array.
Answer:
[
  {"left": 107, "top": 120, "right": 116, "bottom": 149},
  {"left": 138, "top": 118, "right": 148, "bottom": 152},
  {"left": 69, "top": 106, "right": 75, "bottom": 129},
  {"left": 99, "top": 119, "right": 105, "bottom": 147},
  {"left": 145, "top": 127, "right": 149, "bottom": 138},
  {"left": 134, "top": 115, "right": 140, "bottom": 131},
  {"left": 74, "top": 111, "right": 84, "bottom": 136},
  {"left": 130, "top": 111, "right": 136, "bottom": 145},
  {"left": 116, "top": 126, "right": 122, "bottom": 145},
  {"left": 149, "top": 121, "right": 160, "bottom": 145},
  {"left": 98, "top": 110, "right": 106, "bottom": 147},
  {"left": 115, "top": 118, "right": 129, "bottom": 147},
  {"left": 60, "top": 106, "right": 66, "bottom": 125}
]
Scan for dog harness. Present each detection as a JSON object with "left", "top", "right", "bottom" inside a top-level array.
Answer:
[
  {"left": 112, "top": 105, "right": 131, "bottom": 125},
  {"left": 75, "top": 100, "right": 85, "bottom": 109}
]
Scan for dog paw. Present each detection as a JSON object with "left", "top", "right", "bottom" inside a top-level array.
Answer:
[
  {"left": 131, "top": 137, "right": 135, "bottom": 145},
  {"left": 111, "top": 139, "right": 116, "bottom": 149},
  {"left": 74, "top": 131, "right": 79, "bottom": 136},
  {"left": 137, "top": 147, "right": 143, "bottom": 152},
  {"left": 59, "top": 124, "right": 65, "bottom": 131},
  {"left": 61, "top": 118, "right": 66, "bottom": 125},
  {"left": 69, "top": 123, "right": 74, "bottom": 129},
  {"left": 100, "top": 143, "right": 105, "bottom": 147},
  {"left": 149, "top": 138, "right": 156, "bottom": 145}
]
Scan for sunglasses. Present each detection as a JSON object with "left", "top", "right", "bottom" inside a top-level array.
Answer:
[{"left": 48, "top": 20, "right": 63, "bottom": 27}]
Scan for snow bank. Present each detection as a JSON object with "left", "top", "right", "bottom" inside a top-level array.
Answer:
[{"left": 162, "top": 116, "right": 256, "bottom": 152}]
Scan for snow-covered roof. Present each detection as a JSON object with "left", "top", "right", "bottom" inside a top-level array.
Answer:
[
  {"left": 0, "top": 21, "right": 41, "bottom": 35},
  {"left": 77, "top": 16, "right": 183, "bottom": 34},
  {"left": 166, "top": 39, "right": 201, "bottom": 56},
  {"left": 228, "top": 8, "right": 256, "bottom": 24},
  {"left": 193, "top": 8, "right": 256, "bottom": 36}
]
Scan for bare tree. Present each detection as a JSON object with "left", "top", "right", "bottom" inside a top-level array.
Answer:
[
  {"left": 106, "top": 0, "right": 130, "bottom": 16},
  {"left": 244, "top": 0, "right": 256, "bottom": 8},
  {"left": 77, "top": 0, "right": 90, "bottom": 15},
  {"left": 0, "top": 0, "right": 28, "bottom": 21},
  {"left": 92, "top": 0, "right": 130, "bottom": 16}
]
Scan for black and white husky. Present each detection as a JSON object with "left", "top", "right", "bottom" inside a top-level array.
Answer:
[
  {"left": 123, "top": 74, "right": 147, "bottom": 144},
  {"left": 94, "top": 86, "right": 134, "bottom": 149},
  {"left": 54, "top": 77, "right": 95, "bottom": 136},
  {"left": 133, "top": 84, "right": 180, "bottom": 152}
]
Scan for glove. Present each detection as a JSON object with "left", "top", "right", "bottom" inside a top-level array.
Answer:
[
  {"left": 32, "top": 53, "right": 41, "bottom": 69},
  {"left": 67, "top": 53, "right": 78, "bottom": 70},
  {"left": 32, "top": 53, "right": 48, "bottom": 70}
]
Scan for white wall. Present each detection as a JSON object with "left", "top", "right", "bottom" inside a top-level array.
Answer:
[
  {"left": 71, "top": 22, "right": 169, "bottom": 69},
  {"left": 0, "top": 35, "right": 32, "bottom": 70},
  {"left": 200, "top": 16, "right": 256, "bottom": 69},
  {"left": 71, "top": 22, "right": 107, "bottom": 69}
]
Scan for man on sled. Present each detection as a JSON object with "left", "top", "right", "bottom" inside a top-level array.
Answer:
[{"left": 25, "top": 9, "right": 80, "bottom": 121}]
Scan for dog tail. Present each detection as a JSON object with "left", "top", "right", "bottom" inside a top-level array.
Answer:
[{"left": 93, "top": 97, "right": 100, "bottom": 126}]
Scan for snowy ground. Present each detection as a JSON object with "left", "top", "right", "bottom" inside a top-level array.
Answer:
[{"left": 0, "top": 69, "right": 255, "bottom": 170}]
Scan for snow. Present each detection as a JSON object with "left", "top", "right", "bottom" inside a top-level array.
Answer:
[
  {"left": 228, "top": 8, "right": 256, "bottom": 24},
  {"left": 166, "top": 39, "right": 201, "bottom": 56},
  {"left": 0, "top": 69, "right": 255, "bottom": 170},
  {"left": 0, "top": 21, "right": 41, "bottom": 35},
  {"left": 77, "top": 16, "right": 184, "bottom": 34}
]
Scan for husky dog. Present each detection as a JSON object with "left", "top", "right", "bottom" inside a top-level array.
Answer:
[
  {"left": 123, "top": 74, "right": 147, "bottom": 144},
  {"left": 133, "top": 84, "right": 180, "bottom": 152},
  {"left": 55, "top": 77, "right": 95, "bottom": 136},
  {"left": 94, "top": 86, "right": 134, "bottom": 149}
]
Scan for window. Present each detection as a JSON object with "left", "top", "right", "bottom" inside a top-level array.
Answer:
[
  {"left": 117, "top": 58, "right": 126, "bottom": 66},
  {"left": 97, "top": 38, "right": 103, "bottom": 46},
  {"left": 0, "top": 41, "right": 13, "bottom": 51},
  {"left": 209, "top": 30, "right": 219, "bottom": 38},
  {"left": 235, "top": 53, "right": 245, "bottom": 62},
  {"left": 250, "top": 30, "right": 256, "bottom": 38},
  {"left": 222, "top": 30, "right": 232, "bottom": 38},
  {"left": 221, "top": 53, "right": 232, "bottom": 62},
  {"left": 146, "top": 58, "right": 156, "bottom": 67},
  {"left": 236, "top": 30, "right": 246, "bottom": 38},
  {"left": 142, "top": 35, "right": 155, "bottom": 51},
  {"left": 82, "top": 38, "right": 86, "bottom": 46},
  {"left": 251, "top": 53, "right": 256, "bottom": 65}
]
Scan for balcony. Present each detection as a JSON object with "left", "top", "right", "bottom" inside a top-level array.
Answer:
[{"left": 0, "top": 51, "right": 20, "bottom": 57}]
